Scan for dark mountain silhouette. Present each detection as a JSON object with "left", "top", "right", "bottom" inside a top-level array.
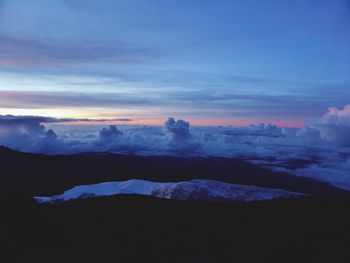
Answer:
[
  {"left": 1, "top": 147, "right": 350, "bottom": 262},
  {"left": 0, "top": 146, "right": 347, "bottom": 197}
]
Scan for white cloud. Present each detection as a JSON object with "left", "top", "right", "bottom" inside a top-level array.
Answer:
[
  {"left": 313, "top": 105, "right": 350, "bottom": 146},
  {"left": 1, "top": 106, "right": 350, "bottom": 190},
  {"left": 295, "top": 159, "right": 350, "bottom": 191}
]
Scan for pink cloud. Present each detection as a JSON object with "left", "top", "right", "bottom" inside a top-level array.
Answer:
[{"left": 323, "top": 104, "right": 350, "bottom": 125}]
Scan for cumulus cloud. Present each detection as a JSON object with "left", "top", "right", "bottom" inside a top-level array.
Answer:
[
  {"left": 314, "top": 105, "right": 350, "bottom": 146},
  {"left": 32, "top": 129, "right": 61, "bottom": 153},
  {"left": 1, "top": 108, "right": 350, "bottom": 190},
  {"left": 165, "top": 117, "right": 191, "bottom": 142},
  {"left": 0, "top": 115, "right": 47, "bottom": 152},
  {"left": 164, "top": 117, "right": 201, "bottom": 153},
  {"left": 322, "top": 105, "right": 350, "bottom": 125},
  {"left": 0, "top": 115, "right": 130, "bottom": 153},
  {"left": 99, "top": 125, "right": 123, "bottom": 142}
]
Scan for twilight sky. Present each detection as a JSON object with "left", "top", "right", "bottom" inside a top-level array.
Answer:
[{"left": 0, "top": 0, "right": 349, "bottom": 126}]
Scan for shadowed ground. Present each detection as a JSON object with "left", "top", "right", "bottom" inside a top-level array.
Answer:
[{"left": 1, "top": 146, "right": 350, "bottom": 263}]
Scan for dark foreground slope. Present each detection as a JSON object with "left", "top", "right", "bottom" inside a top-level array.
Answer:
[
  {"left": 1, "top": 147, "right": 350, "bottom": 263},
  {"left": 1, "top": 195, "right": 350, "bottom": 263},
  {"left": 0, "top": 146, "right": 346, "bottom": 196}
]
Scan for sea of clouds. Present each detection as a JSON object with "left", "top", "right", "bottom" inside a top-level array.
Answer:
[{"left": 1, "top": 105, "right": 350, "bottom": 190}]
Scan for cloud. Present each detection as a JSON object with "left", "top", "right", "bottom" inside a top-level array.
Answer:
[
  {"left": 0, "top": 91, "right": 155, "bottom": 110},
  {"left": 2, "top": 84, "right": 350, "bottom": 122},
  {"left": 32, "top": 129, "right": 61, "bottom": 153},
  {"left": 1, "top": 107, "right": 350, "bottom": 190},
  {"left": 0, "top": 116, "right": 47, "bottom": 152},
  {"left": 313, "top": 104, "right": 350, "bottom": 146},
  {"left": 164, "top": 117, "right": 201, "bottom": 154},
  {"left": 99, "top": 125, "right": 123, "bottom": 142},
  {"left": 0, "top": 115, "right": 131, "bottom": 153},
  {"left": 0, "top": 33, "right": 158, "bottom": 67},
  {"left": 295, "top": 159, "right": 350, "bottom": 191},
  {"left": 0, "top": 115, "right": 132, "bottom": 123},
  {"left": 165, "top": 117, "right": 191, "bottom": 142},
  {"left": 322, "top": 105, "right": 350, "bottom": 125}
]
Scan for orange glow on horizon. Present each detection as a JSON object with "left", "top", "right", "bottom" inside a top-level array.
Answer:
[
  {"left": 57, "top": 118, "right": 305, "bottom": 128},
  {"left": 0, "top": 108, "right": 305, "bottom": 128}
]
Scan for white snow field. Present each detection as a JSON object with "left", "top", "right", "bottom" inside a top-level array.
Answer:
[{"left": 34, "top": 179, "right": 304, "bottom": 203}]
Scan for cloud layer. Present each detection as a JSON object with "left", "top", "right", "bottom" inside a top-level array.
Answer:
[{"left": 1, "top": 106, "right": 350, "bottom": 190}]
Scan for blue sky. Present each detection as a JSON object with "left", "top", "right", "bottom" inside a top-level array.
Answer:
[{"left": 0, "top": 0, "right": 349, "bottom": 126}]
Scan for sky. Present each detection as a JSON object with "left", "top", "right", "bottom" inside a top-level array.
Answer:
[{"left": 0, "top": 0, "right": 349, "bottom": 126}]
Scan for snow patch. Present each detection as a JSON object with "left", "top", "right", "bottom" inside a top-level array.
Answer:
[{"left": 34, "top": 179, "right": 304, "bottom": 204}]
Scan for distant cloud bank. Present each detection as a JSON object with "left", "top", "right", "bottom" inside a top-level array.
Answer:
[{"left": 1, "top": 105, "right": 350, "bottom": 190}]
